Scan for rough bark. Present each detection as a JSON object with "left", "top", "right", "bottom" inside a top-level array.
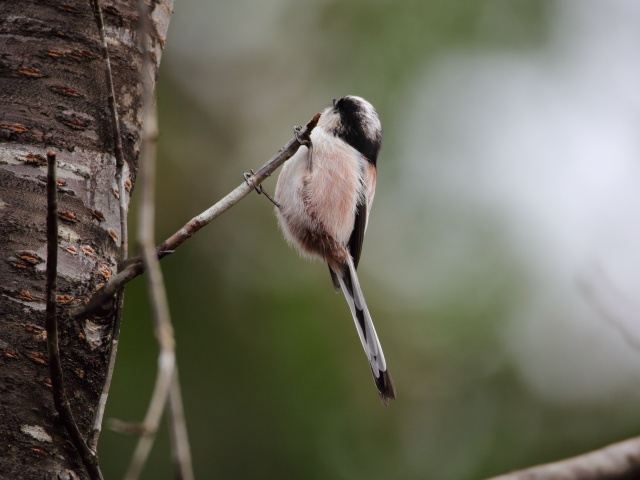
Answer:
[{"left": 0, "top": 0, "right": 173, "bottom": 477}]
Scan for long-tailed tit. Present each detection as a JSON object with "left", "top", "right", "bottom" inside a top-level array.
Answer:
[{"left": 274, "top": 96, "right": 395, "bottom": 405}]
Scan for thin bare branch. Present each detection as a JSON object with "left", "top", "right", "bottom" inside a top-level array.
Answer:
[
  {"left": 123, "top": 90, "right": 175, "bottom": 480},
  {"left": 485, "top": 436, "right": 640, "bottom": 480},
  {"left": 69, "top": 112, "right": 320, "bottom": 319},
  {"left": 123, "top": 1, "right": 193, "bottom": 474},
  {"left": 123, "top": 352, "right": 175, "bottom": 480},
  {"left": 46, "top": 152, "right": 104, "bottom": 480},
  {"left": 168, "top": 370, "right": 194, "bottom": 480},
  {"left": 88, "top": 291, "right": 123, "bottom": 449},
  {"left": 87, "top": 0, "right": 130, "bottom": 449},
  {"left": 88, "top": 0, "right": 127, "bottom": 171}
]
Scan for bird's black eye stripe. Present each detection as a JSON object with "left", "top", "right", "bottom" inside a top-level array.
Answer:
[
  {"left": 336, "top": 126, "right": 381, "bottom": 165},
  {"left": 331, "top": 96, "right": 382, "bottom": 165}
]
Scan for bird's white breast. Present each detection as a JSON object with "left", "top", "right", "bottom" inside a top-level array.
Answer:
[{"left": 275, "top": 127, "right": 366, "bottom": 257}]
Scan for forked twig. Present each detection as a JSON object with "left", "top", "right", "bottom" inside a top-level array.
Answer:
[
  {"left": 123, "top": 79, "right": 174, "bottom": 480},
  {"left": 122, "top": 1, "right": 194, "bottom": 476}
]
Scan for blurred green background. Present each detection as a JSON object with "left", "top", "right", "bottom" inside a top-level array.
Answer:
[{"left": 99, "top": 0, "right": 640, "bottom": 478}]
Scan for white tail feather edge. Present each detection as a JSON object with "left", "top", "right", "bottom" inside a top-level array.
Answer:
[{"left": 337, "top": 256, "right": 387, "bottom": 376}]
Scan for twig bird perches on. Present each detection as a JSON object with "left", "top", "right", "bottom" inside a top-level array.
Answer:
[
  {"left": 69, "top": 114, "right": 320, "bottom": 319},
  {"left": 274, "top": 96, "right": 396, "bottom": 405}
]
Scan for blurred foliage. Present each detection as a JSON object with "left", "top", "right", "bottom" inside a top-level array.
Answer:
[{"left": 98, "top": 1, "right": 640, "bottom": 479}]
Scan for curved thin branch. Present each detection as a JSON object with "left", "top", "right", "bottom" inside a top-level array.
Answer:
[
  {"left": 486, "top": 436, "right": 640, "bottom": 480},
  {"left": 69, "top": 112, "right": 320, "bottom": 318},
  {"left": 46, "top": 152, "right": 104, "bottom": 480},
  {"left": 88, "top": 0, "right": 129, "bottom": 449}
]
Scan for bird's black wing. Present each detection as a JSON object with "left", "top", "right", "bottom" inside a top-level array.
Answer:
[{"left": 348, "top": 200, "right": 367, "bottom": 269}]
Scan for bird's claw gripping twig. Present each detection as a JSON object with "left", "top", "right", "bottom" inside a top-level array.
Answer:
[{"left": 244, "top": 170, "right": 280, "bottom": 208}]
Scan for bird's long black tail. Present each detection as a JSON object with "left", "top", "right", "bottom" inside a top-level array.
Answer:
[{"left": 336, "top": 256, "right": 396, "bottom": 405}]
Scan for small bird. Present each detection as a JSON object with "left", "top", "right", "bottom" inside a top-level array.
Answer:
[{"left": 274, "top": 96, "right": 395, "bottom": 405}]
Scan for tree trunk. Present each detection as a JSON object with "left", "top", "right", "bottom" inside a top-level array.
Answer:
[{"left": 0, "top": 0, "right": 173, "bottom": 477}]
